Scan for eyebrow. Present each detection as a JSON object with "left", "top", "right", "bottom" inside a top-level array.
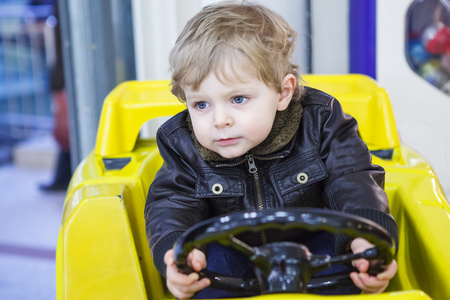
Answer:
[
  {"left": 185, "top": 80, "right": 258, "bottom": 101},
  {"left": 184, "top": 93, "right": 205, "bottom": 102}
]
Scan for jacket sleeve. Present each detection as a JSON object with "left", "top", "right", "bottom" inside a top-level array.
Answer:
[
  {"left": 318, "top": 97, "right": 398, "bottom": 255},
  {"left": 144, "top": 126, "right": 209, "bottom": 277}
]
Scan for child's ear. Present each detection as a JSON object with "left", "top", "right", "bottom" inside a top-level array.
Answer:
[{"left": 277, "top": 74, "right": 296, "bottom": 111}]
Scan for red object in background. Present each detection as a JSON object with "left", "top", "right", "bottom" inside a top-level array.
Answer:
[
  {"left": 425, "top": 24, "right": 450, "bottom": 54},
  {"left": 52, "top": 89, "right": 70, "bottom": 152}
]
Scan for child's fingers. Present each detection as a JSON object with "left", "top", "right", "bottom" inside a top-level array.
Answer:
[
  {"left": 164, "top": 248, "right": 210, "bottom": 298},
  {"left": 187, "top": 249, "right": 207, "bottom": 272},
  {"left": 165, "top": 248, "right": 206, "bottom": 271},
  {"left": 166, "top": 266, "right": 198, "bottom": 285},
  {"left": 170, "top": 277, "right": 210, "bottom": 300},
  {"left": 351, "top": 271, "right": 385, "bottom": 293},
  {"left": 352, "top": 258, "right": 369, "bottom": 273},
  {"left": 350, "top": 271, "right": 365, "bottom": 290},
  {"left": 362, "top": 275, "right": 389, "bottom": 293},
  {"left": 377, "top": 259, "right": 398, "bottom": 280},
  {"left": 166, "top": 264, "right": 210, "bottom": 299},
  {"left": 164, "top": 249, "right": 175, "bottom": 266},
  {"left": 351, "top": 269, "right": 391, "bottom": 294},
  {"left": 192, "top": 260, "right": 204, "bottom": 272}
]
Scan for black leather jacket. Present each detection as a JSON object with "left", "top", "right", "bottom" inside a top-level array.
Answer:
[{"left": 145, "top": 87, "right": 398, "bottom": 276}]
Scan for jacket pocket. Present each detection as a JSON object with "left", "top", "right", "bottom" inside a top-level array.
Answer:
[
  {"left": 273, "top": 150, "right": 328, "bottom": 207},
  {"left": 195, "top": 170, "right": 244, "bottom": 215}
]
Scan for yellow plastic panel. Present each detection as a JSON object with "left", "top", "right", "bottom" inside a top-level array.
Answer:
[
  {"left": 382, "top": 158, "right": 450, "bottom": 299},
  {"left": 61, "top": 184, "right": 147, "bottom": 299},
  {"left": 95, "top": 80, "right": 184, "bottom": 157},
  {"left": 405, "top": 205, "right": 450, "bottom": 299},
  {"left": 226, "top": 290, "right": 431, "bottom": 300},
  {"left": 303, "top": 74, "right": 400, "bottom": 150},
  {"left": 394, "top": 188, "right": 450, "bottom": 299}
]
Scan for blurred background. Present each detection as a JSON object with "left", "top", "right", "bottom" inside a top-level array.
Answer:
[
  {"left": 0, "top": 0, "right": 449, "bottom": 299},
  {"left": 0, "top": 1, "right": 64, "bottom": 299}
]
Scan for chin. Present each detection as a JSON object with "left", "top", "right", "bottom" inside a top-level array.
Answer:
[
  {"left": 217, "top": 150, "right": 246, "bottom": 160},
  {"left": 218, "top": 153, "right": 237, "bottom": 159}
]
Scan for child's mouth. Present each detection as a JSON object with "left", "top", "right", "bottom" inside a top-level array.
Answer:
[{"left": 216, "top": 138, "right": 240, "bottom": 146}]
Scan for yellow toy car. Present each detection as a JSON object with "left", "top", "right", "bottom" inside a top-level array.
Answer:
[{"left": 56, "top": 74, "right": 450, "bottom": 299}]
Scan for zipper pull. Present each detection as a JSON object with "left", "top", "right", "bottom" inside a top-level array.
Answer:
[{"left": 247, "top": 154, "right": 257, "bottom": 173}]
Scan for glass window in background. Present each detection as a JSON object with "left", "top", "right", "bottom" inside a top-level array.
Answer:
[{"left": 406, "top": 0, "right": 450, "bottom": 95}]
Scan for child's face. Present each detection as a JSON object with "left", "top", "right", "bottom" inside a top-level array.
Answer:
[{"left": 184, "top": 67, "right": 295, "bottom": 159}]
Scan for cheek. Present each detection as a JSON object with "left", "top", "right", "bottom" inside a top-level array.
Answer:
[
  {"left": 191, "top": 118, "right": 210, "bottom": 145},
  {"left": 242, "top": 112, "right": 276, "bottom": 138}
]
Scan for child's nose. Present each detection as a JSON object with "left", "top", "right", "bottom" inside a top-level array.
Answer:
[{"left": 214, "top": 109, "right": 234, "bottom": 127}]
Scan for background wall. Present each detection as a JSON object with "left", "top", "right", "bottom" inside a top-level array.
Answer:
[
  {"left": 131, "top": 0, "right": 349, "bottom": 135},
  {"left": 131, "top": 0, "right": 349, "bottom": 80},
  {"left": 377, "top": 0, "right": 450, "bottom": 197},
  {"left": 311, "top": 0, "right": 349, "bottom": 74}
]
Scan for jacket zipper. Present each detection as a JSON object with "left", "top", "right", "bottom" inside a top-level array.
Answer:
[
  {"left": 213, "top": 157, "right": 248, "bottom": 168},
  {"left": 246, "top": 154, "right": 267, "bottom": 245},
  {"left": 246, "top": 155, "right": 262, "bottom": 210},
  {"left": 214, "top": 153, "right": 288, "bottom": 245}
]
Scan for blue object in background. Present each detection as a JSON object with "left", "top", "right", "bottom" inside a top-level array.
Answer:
[
  {"left": 0, "top": 1, "right": 54, "bottom": 164},
  {"left": 407, "top": 38, "right": 432, "bottom": 68},
  {"left": 349, "top": 0, "right": 377, "bottom": 79}
]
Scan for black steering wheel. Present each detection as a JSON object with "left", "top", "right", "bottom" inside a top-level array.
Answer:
[{"left": 173, "top": 208, "right": 395, "bottom": 295}]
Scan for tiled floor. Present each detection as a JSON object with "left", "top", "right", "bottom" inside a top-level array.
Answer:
[{"left": 0, "top": 163, "right": 65, "bottom": 299}]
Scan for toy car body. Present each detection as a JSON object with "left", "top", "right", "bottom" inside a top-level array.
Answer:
[{"left": 56, "top": 74, "right": 450, "bottom": 299}]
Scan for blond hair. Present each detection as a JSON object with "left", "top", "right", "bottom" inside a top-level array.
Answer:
[{"left": 169, "top": 1, "right": 303, "bottom": 101}]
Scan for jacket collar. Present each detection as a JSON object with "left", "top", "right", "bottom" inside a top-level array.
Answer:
[{"left": 187, "top": 97, "right": 303, "bottom": 162}]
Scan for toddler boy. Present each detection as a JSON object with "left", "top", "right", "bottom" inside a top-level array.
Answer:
[{"left": 145, "top": 2, "right": 398, "bottom": 299}]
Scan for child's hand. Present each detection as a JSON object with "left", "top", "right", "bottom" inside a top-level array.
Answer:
[
  {"left": 350, "top": 237, "right": 398, "bottom": 294},
  {"left": 164, "top": 248, "right": 210, "bottom": 299}
]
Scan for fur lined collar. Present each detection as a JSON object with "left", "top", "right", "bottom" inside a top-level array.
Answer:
[{"left": 187, "top": 98, "right": 303, "bottom": 161}]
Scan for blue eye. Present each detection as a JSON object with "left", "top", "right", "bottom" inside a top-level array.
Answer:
[
  {"left": 195, "top": 102, "right": 209, "bottom": 109},
  {"left": 233, "top": 96, "right": 248, "bottom": 104}
]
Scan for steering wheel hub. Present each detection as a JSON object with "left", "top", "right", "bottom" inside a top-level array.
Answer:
[{"left": 253, "top": 242, "right": 315, "bottom": 293}]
